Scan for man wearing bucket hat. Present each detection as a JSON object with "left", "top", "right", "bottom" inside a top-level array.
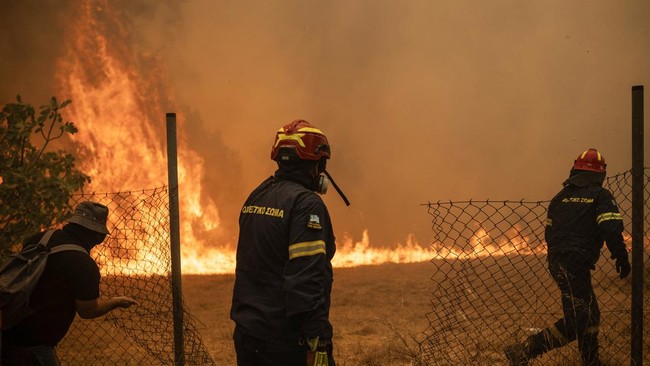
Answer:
[{"left": 2, "top": 201, "right": 137, "bottom": 365}]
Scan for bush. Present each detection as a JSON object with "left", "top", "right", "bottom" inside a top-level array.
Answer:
[{"left": 0, "top": 96, "right": 90, "bottom": 259}]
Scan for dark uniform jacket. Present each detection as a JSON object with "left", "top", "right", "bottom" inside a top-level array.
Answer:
[
  {"left": 3, "top": 226, "right": 100, "bottom": 347},
  {"left": 230, "top": 172, "right": 336, "bottom": 347},
  {"left": 545, "top": 172, "right": 627, "bottom": 267}
]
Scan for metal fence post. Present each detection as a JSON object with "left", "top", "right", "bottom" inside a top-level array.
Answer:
[
  {"left": 631, "top": 85, "right": 644, "bottom": 366},
  {"left": 166, "top": 113, "right": 185, "bottom": 365}
]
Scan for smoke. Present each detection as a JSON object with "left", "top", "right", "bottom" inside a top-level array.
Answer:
[
  {"left": 0, "top": 0, "right": 74, "bottom": 103},
  {"left": 2, "top": 0, "right": 650, "bottom": 248}
]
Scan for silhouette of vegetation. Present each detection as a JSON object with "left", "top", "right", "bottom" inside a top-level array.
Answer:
[{"left": 0, "top": 96, "right": 90, "bottom": 260}]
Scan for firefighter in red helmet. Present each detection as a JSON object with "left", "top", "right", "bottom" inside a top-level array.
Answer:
[
  {"left": 231, "top": 120, "right": 337, "bottom": 366},
  {"left": 505, "top": 148, "right": 630, "bottom": 366}
]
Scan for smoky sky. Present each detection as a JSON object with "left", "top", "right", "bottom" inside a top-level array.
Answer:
[{"left": 2, "top": 0, "right": 650, "bottom": 247}]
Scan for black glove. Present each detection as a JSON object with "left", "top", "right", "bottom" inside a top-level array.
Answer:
[{"left": 613, "top": 253, "right": 631, "bottom": 279}]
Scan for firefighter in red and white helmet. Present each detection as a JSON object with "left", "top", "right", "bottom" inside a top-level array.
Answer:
[
  {"left": 231, "top": 120, "right": 337, "bottom": 366},
  {"left": 505, "top": 148, "right": 630, "bottom": 366}
]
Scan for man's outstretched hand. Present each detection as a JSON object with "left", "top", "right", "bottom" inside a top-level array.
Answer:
[{"left": 114, "top": 296, "right": 139, "bottom": 308}]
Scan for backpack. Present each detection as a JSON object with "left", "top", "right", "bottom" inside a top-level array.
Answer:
[{"left": 0, "top": 230, "right": 88, "bottom": 330}]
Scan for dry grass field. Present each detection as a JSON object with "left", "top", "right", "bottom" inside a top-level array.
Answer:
[
  {"left": 57, "top": 257, "right": 648, "bottom": 365},
  {"left": 182, "top": 262, "right": 434, "bottom": 366}
]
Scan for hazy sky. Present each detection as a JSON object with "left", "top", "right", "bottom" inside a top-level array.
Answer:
[{"left": 2, "top": 0, "right": 649, "bottom": 247}]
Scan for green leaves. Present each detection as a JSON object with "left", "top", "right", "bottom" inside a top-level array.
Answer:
[{"left": 0, "top": 96, "right": 91, "bottom": 260}]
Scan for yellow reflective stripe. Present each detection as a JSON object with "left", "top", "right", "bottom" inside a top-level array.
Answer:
[
  {"left": 277, "top": 127, "right": 324, "bottom": 134},
  {"left": 596, "top": 212, "right": 622, "bottom": 224},
  {"left": 295, "top": 127, "right": 323, "bottom": 134},
  {"left": 288, "top": 240, "right": 326, "bottom": 259},
  {"left": 580, "top": 150, "right": 602, "bottom": 161},
  {"left": 274, "top": 133, "right": 306, "bottom": 147}
]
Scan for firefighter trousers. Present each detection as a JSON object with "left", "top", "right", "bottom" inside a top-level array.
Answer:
[
  {"left": 548, "top": 252, "right": 600, "bottom": 365},
  {"left": 233, "top": 326, "right": 336, "bottom": 366}
]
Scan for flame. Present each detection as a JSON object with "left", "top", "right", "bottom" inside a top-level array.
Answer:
[
  {"left": 430, "top": 224, "right": 547, "bottom": 261},
  {"left": 174, "top": 226, "right": 548, "bottom": 275},
  {"left": 57, "top": 0, "right": 223, "bottom": 275},
  {"left": 333, "top": 230, "right": 436, "bottom": 267},
  {"left": 54, "top": 1, "right": 549, "bottom": 276}
]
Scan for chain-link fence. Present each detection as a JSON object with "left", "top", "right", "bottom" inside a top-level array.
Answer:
[
  {"left": 56, "top": 188, "right": 215, "bottom": 365},
  {"left": 420, "top": 169, "right": 650, "bottom": 365}
]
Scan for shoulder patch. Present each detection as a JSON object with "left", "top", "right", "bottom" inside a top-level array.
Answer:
[{"left": 307, "top": 214, "right": 322, "bottom": 230}]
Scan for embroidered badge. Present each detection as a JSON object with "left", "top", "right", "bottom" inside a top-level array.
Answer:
[{"left": 307, "top": 214, "right": 322, "bottom": 230}]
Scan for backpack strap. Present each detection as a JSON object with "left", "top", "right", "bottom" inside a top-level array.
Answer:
[
  {"left": 37, "top": 230, "right": 56, "bottom": 247},
  {"left": 36, "top": 230, "right": 89, "bottom": 255}
]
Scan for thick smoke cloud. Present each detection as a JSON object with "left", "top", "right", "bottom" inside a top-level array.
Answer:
[{"left": 2, "top": 1, "right": 650, "bottom": 248}]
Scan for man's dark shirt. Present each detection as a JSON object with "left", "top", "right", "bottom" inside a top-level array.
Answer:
[
  {"left": 231, "top": 174, "right": 336, "bottom": 347},
  {"left": 545, "top": 179, "right": 627, "bottom": 266},
  {"left": 3, "top": 227, "right": 100, "bottom": 346}
]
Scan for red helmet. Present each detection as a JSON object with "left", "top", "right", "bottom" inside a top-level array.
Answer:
[
  {"left": 574, "top": 148, "right": 606, "bottom": 172},
  {"left": 271, "top": 120, "right": 330, "bottom": 161}
]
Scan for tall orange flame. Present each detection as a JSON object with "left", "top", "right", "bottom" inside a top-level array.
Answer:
[{"left": 57, "top": 0, "right": 224, "bottom": 274}]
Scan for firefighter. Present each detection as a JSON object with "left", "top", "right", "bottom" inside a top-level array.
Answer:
[
  {"left": 504, "top": 148, "right": 631, "bottom": 366},
  {"left": 230, "top": 120, "right": 336, "bottom": 366}
]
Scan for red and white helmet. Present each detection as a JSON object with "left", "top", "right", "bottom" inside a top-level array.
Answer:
[
  {"left": 574, "top": 148, "right": 606, "bottom": 172},
  {"left": 271, "top": 120, "right": 330, "bottom": 162}
]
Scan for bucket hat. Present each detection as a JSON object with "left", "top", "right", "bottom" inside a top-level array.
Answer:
[{"left": 67, "top": 201, "right": 109, "bottom": 235}]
